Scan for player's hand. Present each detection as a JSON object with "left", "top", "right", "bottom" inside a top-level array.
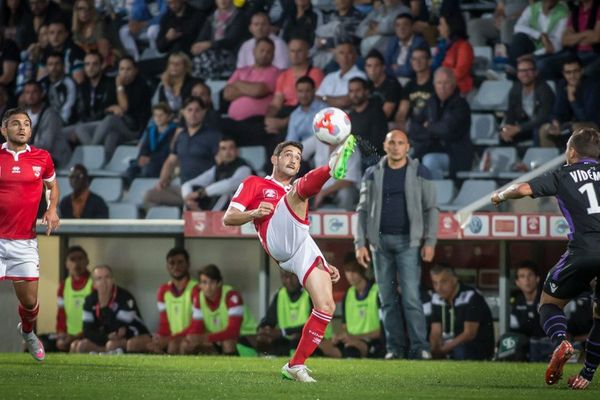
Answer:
[
  {"left": 41, "top": 208, "right": 60, "bottom": 235},
  {"left": 328, "top": 265, "right": 340, "bottom": 283},
  {"left": 355, "top": 246, "right": 371, "bottom": 268},
  {"left": 491, "top": 191, "right": 504, "bottom": 206},
  {"left": 421, "top": 245, "right": 435, "bottom": 262},
  {"left": 249, "top": 201, "right": 274, "bottom": 219}
]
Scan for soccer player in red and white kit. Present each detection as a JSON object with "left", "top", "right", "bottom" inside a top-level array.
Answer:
[
  {"left": 0, "top": 107, "right": 60, "bottom": 361},
  {"left": 223, "top": 136, "right": 356, "bottom": 382}
]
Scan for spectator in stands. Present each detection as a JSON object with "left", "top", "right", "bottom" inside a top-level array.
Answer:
[
  {"left": 264, "top": 38, "right": 324, "bottom": 137},
  {"left": 151, "top": 52, "right": 197, "bottom": 115},
  {"left": 508, "top": 0, "right": 569, "bottom": 70},
  {"left": 59, "top": 164, "right": 109, "bottom": 219},
  {"left": 21, "top": 0, "right": 70, "bottom": 49},
  {"left": 409, "top": 67, "right": 472, "bottom": 176},
  {"left": 55, "top": 245, "right": 93, "bottom": 352},
  {"left": 357, "top": 0, "right": 411, "bottom": 57},
  {"left": 0, "top": 85, "right": 8, "bottom": 118},
  {"left": 433, "top": 11, "right": 474, "bottom": 95},
  {"left": 395, "top": 46, "right": 433, "bottom": 131},
  {"left": 539, "top": 55, "right": 600, "bottom": 148},
  {"left": 355, "top": 129, "right": 437, "bottom": 360},
  {"left": 316, "top": 41, "right": 366, "bottom": 109},
  {"left": 22, "top": 80, "right": 71, "bottom": 167},
  {"left": 384, "top": 13, "right": 427, "bottom": 79},
  {"left": 119, "top": 0, "right": 166, "bottom": 61},
  {"left": 156, "top": 0, "right": 205, "bottom": 54},
  {"left": 429, "top": 264, "right": 495, "bottom": 360},
  {"left": 0, "top": 0, "right": 33, "bottom": 49},
  {"left": 126, "top": 103, "right": 177, "bottom": 183},
  {"left": 39, "top": 52, "right": 77, "bottom": 124},
  {"left": 40, "top": 20, "right": 85, "bottom": 84},
  {"left": 364, "top": 49, "right": 402, "bottom": 121},
  {"left": 256, "top": 269, "right": 339, "bottom": 357},
  {"left": 467, "top": 0, "right": 529, "bottom": 47},
  {"left": 75, "top": 265, "right": 151, "bottom": 354},
  {"left": 191, "top": 80, "right": 222, "bottom": 130},
  {"left": 147, "top": 247, "right": 197, "bottom": 355},
  {"left": 0, "top": 31, "right": 19, "bottom": 102},
  {"left": 237, "top": 11, "right": 289, "bottom": 70},
  {"left": 221, "top": 37, "right": 280, "bottom": 157},
  {"left": 181, "top": 137, "right": 252, "bottom": 211},
  {"left": 348, "top": 77, "right": 388, "bottom": 162},
  {"left": 313, "top": 0, "right": 363, "bottom": 69},
  {"left": 501, "top": 55, "right": 555, "bottom": 145},
  {"left": 509, "top": 260, "right": 553, "bottom": 362},
  {"left": 71, "top": 0, "right": 117, "bottom": 71},
  {"left": 64, "top": 52, "right": 116, "bottom": 144},
  {"left": 184, "top": 264, "right": 258, "bottom": 355},
  {"left": 279, "top": 0, "right": 323, "bottom": 45},
  {"left": 411, "top": 0, "right": 458, "bottom": 46},
  {"left": 286, "top": 76, "right": 327, "bottom": 142},
  {"left": 144, "top": 96, "right": 221, "bottom": 208},
  {"left": 191, "top": 0, "right": 248, "bottom": 80},
  {"left": 76, "top": 56, "right": 151, "bottom": 160},
  {"left": 333, "top": 256, "right": 382, "bottom": 358},
  {"left": 15, "top": 24, "right": 49, "bottom": 96}
]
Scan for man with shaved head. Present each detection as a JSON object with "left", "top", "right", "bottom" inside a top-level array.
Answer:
[
  {"left": 409, "top": 67, "right": 473, "bottom": 176},
  {"left": 354, "top": 129, "right": 438, "bottom": 360}
]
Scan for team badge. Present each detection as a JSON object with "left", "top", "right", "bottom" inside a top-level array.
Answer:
[
  {"left": 263, "top": 189, "right": 278, "bottom": 199},
  {"left": 32, "top": 166, "right": 41, "bottom": 177}
]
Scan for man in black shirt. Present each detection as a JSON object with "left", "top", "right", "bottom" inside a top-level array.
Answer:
[
  {"left": 364, "top": 50, "right": 402, "bottom": 122},
  {"left": 39, "top": 52, "right": 77, "bottom": 124},
  {"left": 59, "top": 164, "right": 108, "bottom": 219},
  {"left": 429, "top": 264, "right": 494, "bottom": 360},
  {"left": 348, "top": 77, "right": 388, "bottom": 169},
  {"left": 156, "top": 0, "right": 205, "bottom": 54},
  {"left": 73, "top": 265, "right": 151, "bottom": 354},
  {"left": 395, "top": 46, "right": 433, "bottom": 132},
  {"left": 492, "top": 127, "right": 600, "bottom": 389},
  {"left": 40, "top": 20, "right": 85, "bottom": 84}
]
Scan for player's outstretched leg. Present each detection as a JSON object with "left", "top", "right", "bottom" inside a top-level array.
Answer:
[
  {"left": 14, "top": 281, "right": 45, "bottom": 361},
  {"left": 540, "top": 303, "right": 572, "bottom": 385},
  {"left": 568, "top": 317, "right": 600, "bottom": 389},
  {"left": 329, "top": 134, "right": 356, "bottom": 180}
]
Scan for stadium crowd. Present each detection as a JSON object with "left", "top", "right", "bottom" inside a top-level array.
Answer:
[{"left": 1, "top": 0, "right": 598, "bottom": 361}]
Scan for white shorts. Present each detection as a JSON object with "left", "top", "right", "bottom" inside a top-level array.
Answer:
[
  {"left": 266, "top": 197, "right": 329, "bottom": 286},
  {"left": 0, "top": 238, "right": 40, "bottom": 281}
]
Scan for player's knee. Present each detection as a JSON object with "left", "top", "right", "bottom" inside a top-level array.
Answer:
[{"left": 318, "top": 300, "right": 335, "bottom": 316}]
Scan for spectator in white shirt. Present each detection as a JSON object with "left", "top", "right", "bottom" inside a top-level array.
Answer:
[{"left": 236, "top": 11, "right": 290, "bottom": 70}]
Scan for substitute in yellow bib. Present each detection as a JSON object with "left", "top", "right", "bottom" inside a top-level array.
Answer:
[{"left": 184, "top": 264, "right": 257, "bottom": 355}]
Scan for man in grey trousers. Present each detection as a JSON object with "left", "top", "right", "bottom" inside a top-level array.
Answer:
[{"left": 354, "top": 129, "right": 438, "bottom": 359}]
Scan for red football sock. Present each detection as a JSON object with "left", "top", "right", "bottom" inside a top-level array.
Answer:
[
  {"left": 295, "top": 166, "right": 331, "bottom": 200},
  {"left": 289, "top": 309, "right": 332, "bottom": 366},
  {"left": 18, "top": 302, "right": 39, "bottom": 333}
]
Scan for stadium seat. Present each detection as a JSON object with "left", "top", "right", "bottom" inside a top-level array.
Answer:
[
  {"left": 57, "top": 176, "right": 71, "bottom": 197},
  {"left": 470, "top": 113, "right": 499, "bottom": 146},
  {"left": 59, "top": 145, "right": 105, "bottom": 175},
  {"left": 122, "top": 178, "right": 159, "bottom": 206},
  {"left": 89, "top": 177, "right": 124, "bottom": 203},
  {"left": 145, "top": 206, "right": 181, "bottom": 219},
  {"left": 108, "top": 203, "right": 138, "bottom": 219},
  {"left": 442, "top": 179, "right": 497, "bottom": 211},
  {"left": 90, "top": 145, "right": 138, "bottom": 176},
  {"left": 206, "top": 80, "right": 227, "bottom": 111},
  {"left": 433, "top": 179, "right": 455, "bottom": 207},
  {"left": 422, "top": 153, "right": 449, "bottom": 179},
  {"left": 472, "top": 46, "right": 493, "bottom": 77},
  {"left": 471, "top": 80, "right": 512, "bottom": 111},
  {"left": 457, "top": 146, "right": 517, "bottom": 179},
  {"left": 239, "top": 146, "right": 266, "bottom": 174},
  {"left": 499, "top": 147, "right": 560, "bottom": 179}
]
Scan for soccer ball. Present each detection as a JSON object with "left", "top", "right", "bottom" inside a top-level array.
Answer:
[{"left": 312, "top": 107, "right": 352, "bottom": 146}]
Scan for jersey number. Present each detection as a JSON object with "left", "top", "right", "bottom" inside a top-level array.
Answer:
[{"left": 578, "top": 183, "right": 600, "bottom": 214}]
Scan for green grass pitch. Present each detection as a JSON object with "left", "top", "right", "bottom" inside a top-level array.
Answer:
[{"left": 1, "top": 354, "right": 598, "bottom": 399}]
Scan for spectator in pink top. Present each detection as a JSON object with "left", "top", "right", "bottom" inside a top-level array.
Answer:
[{"left": 222, "top": 37, "right": 281, "bottom": 166}]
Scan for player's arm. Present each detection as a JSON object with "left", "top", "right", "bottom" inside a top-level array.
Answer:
[
  {"left": 491, "top": 183, "right": 533, "bottom": 205},
  {"left": 429, "top": 322, "right": 444, "bottom": 356},
  {"left": 42, "top": 178, "right": 60, "bottom": 235},
  {"left": 439, "top": 322, "right": 480, "bottom": 354},
  {"left": 222, "top": 202, "right": 273, "bottom": 226}
]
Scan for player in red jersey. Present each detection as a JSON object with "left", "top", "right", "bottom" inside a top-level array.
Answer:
[
  {"left": 223, "top": 136, "right": 356, "bottom": 382},
  {"left": 0, "top": 107, "right": 60, "bottom": 361}
]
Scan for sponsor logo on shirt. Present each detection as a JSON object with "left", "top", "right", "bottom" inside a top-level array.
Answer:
[{"left": 11, "top": 166, "right": 20, "bottom": 174}]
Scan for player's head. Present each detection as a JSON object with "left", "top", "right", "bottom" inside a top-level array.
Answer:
[
  {"left": 515, "top": 260, "right": 539, "bottom": 296},
  {"left": 65, "top": 245, "right": 89, "bottom": 277},
  {"left": 343, "top": 252, "right": 369, "bottom": 287},
  {"left": 566, "top": 127, "right": 600, "bottom": 164},
  {"left": 280, "top": 270, "right": 301, "bottom": 293},
  {"left": 92, "top": 264, "right": 115, "bottom": 293},
  {"left": 272, "top": 140, "right": 303, "bottom": 179},
  {"left": 1, "top": 107, "right": 33, "bottom": 146},
  {"left": 199, "top": 264, "right": 223, "bottom": 300},
  {"left": 166, "top": 247, "right": 190, "bottom": 280},
  {"left": 430, "top": 263, "right": 458, "bottom": 302},
  {"left": 384, "top": 130, "right": 410, "bottom": 162}
]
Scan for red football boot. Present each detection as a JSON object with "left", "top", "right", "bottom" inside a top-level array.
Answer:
[{"left": 545, "top": 340, "right": 574, "bottom": 385}]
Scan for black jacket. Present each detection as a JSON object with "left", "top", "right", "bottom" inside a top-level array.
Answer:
[
  {"left": 505, "top": 80, "right": 555, "bottom": 136},
  {"left": 76, "top": 75, "right": 117, "bottom": 122},
  {"left": 156, "top": 4, "right": 207, "bottom": 54},
  {"left": 59, "top": 191, "right": 109, "bottom": 219}
]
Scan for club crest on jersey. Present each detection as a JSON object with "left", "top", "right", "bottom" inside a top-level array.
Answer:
[
  {"left": 263, "top": 189, "right": 278, "bottom": 199},
  {"left": 32, "top": 166, "right": 41, "bottom": 177}
]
